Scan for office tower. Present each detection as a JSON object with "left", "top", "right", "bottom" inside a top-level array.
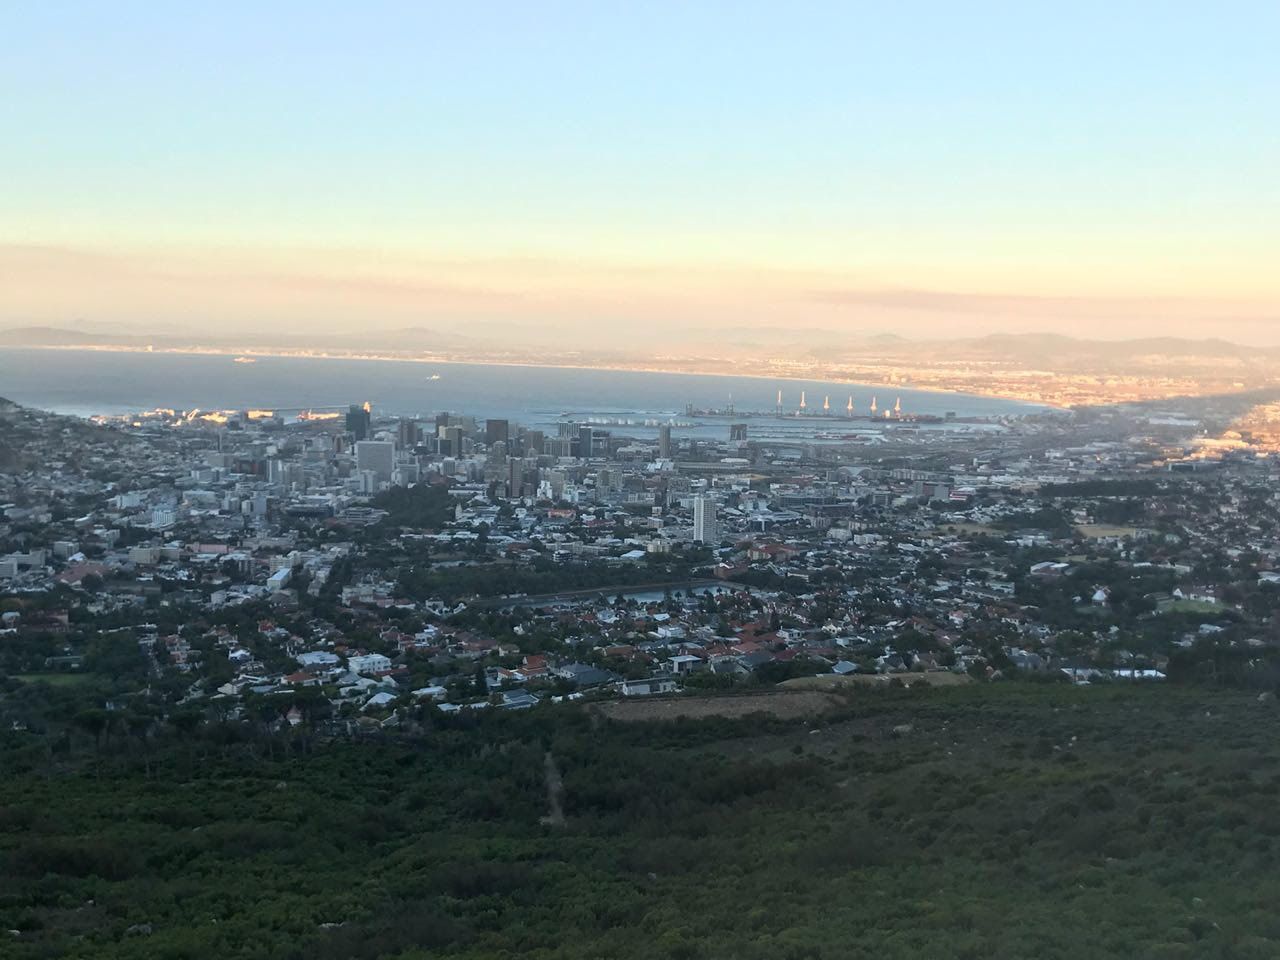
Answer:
[
  {"left": 443, "top": 426, "right": 464, "bottom": 458},
  {"left": 485, "top": 419, "right": 509, "bottom": 448},
  {"left": 578, "top": 426, "right": 595, "bottom": 458},
  {"left": 397, "top": 418, "right": 419, "bottom": 449},
  {"left": 355, "top": 440, "right": 395, "bottom": 482},
  {"left": 693, "top": 495, "right": 718, "bottom": 544},
  {"left": 729, "top": 423, "right": 748, "bottom": 442},
  {"left": 346, "top": 403, "right": 371, "bottom": 441},
  {"left": 658, "top": 424, "right": 672, "bottom": 459},
  {"left": 505, "top": 459, "right": 518, "bottom": 495},
  {"left": 524, "top": 429, "right": 544, "bottom": 456},
  {"left": 435, "top": 411, "right": 451, "bottom": 432}
]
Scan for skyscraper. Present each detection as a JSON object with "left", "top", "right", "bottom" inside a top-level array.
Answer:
[
  {"left": 485, "top": 419, "right": 509, "bottom": 448},
  {"left": 397, "top": 418, "right": 419, "bottom": 449},
  {"left": 355, "top": 440, "right": 395, "bottom": 482},
  {"left": 693, "top": 495, "right": 718, "bottom": 544},
  {"left": 442, "top": 426, "right": 464, "bottom": 458},
  {"left": 346, "top": 403, "right": 371, "bottom": 441},
  {"left": 658, "top": 424, "right": 672, "bottom": 459}
]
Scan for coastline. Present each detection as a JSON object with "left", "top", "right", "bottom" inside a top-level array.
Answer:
[{"left": 0, "top": 343, "right": 1061, "bottom": 412}]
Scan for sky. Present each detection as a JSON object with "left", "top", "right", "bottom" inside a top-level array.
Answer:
[{"left": 2, "top": 1, "right": 1278, "bottom": 345}]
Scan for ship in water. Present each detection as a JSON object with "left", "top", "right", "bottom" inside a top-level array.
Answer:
[{"left": 233, "top": 356, "right": 257, "bottom": 364}]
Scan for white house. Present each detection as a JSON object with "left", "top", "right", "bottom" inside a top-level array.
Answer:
[
  {"left": 347, "top": 653, "right": 393, "bottom": 675},
  {"left": 297, "top": 650, "right": 340, "bottom": 668},
  {"left": 618, "top": 678, "right": 680, "bottom": 696}
]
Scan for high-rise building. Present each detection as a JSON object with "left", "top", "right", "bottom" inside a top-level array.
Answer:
[
  {"left": 729, "top": 423, "right": 748, "bottom": 442},
  {"left": 524, "top": 429, "right": 544, "bottom": 456},
  {"left": 346, "top": 403, "right": 371, "bottom": 441},
  {"left": 485, "top": 419, "right": 509, "bottom": 448},
  {"left": 486, "top": 440, "right": 508, "bottom": 473},
  {"left": 693, "top": 495, "right": 718, "bottom": 544},
  {"left": 355, "top": 440, "right": 395, "bottom": 482},
  {"left": 439, "top": 426, "right": 464, "bottom": 458},
  {"left": 545, "top": 436, "right": 572, "bottom": 458},
  {"left": 658, "top": 424, "right": 672, "bottom": 459},
  {"left": 506, "top": 458, "right": 530, "bottom": 497},
  {"left": 397, "top": 418, "right": 420, "bottom": 449},
  {"left": 578, "top": 426, "right": 595, "bottom": 459}
]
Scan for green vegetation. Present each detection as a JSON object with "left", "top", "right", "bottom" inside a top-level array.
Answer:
[
  {"left": 11, "top": 672, "right": 95, "bottom": 687},
  {"left": 373, "top": 484, "right": 456, "bottom": 529},
  {"left": 1162, "top": 599, "right": 1223, "bottom": 615},
  {"left": 4, "top": 684, "right": 1280, "bottom": 958},
  {"left": 1039, "top": 479, "right": 1163, "bottom": 499},
  {"left": 992, "top": 506, "right": 1074, "bottom": 537}
]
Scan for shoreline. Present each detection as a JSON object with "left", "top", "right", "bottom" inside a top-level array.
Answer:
[{"left": 0, "top": 343, "right": 1061, "bottom": 413}]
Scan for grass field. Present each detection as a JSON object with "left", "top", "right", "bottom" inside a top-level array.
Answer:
[
  {"left": 1161, "top": 598, "right": 1223, "bottom": 614},
  {"left": 12, "top": 672, "right": 94, "bottom": 687}
]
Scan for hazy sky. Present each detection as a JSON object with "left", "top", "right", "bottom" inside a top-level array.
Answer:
[{"left": 3, "top": 2, "right": 1278, "bottom": 343}]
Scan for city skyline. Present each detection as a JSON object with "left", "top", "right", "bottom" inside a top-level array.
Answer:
[{"left": 3, "top": 2, "right": 1278, "bottom": 342}]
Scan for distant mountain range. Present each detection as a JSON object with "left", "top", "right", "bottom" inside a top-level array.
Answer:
[
  {"left": 932, "top": 333, "right": 1277, "bottom": 361},
  {"left": 809, "top": 332, "right": 1280, "bottom": 368},
  {"left": 4, "top": 325, "right": 1278, "bottom": 370},
  {"left": 0, "top": 325, "right": 485, "bottom": 351}
]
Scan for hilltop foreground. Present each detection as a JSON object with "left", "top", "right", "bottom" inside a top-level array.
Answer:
[{"left": 2, "top": 683, "right": 1279, "bottom": 960}]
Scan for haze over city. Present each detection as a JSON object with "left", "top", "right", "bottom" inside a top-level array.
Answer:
[{"left": 3, "top": 1, "right": 1278, "bottom": 345}]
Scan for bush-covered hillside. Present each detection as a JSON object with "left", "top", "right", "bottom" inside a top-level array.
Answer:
[{"left": 2, "top": 684, "right": 1278, "bottom": 959}]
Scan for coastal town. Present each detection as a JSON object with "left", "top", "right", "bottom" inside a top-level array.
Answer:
[{"left": 3, "top": 387, "right": 1280, "bottom": 736}]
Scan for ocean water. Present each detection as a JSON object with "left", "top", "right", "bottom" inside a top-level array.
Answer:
[{"left": 0, "top": 348, "right": 1039, "bottom": 438}]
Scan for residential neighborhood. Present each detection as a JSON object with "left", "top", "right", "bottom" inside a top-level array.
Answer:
[{"left": 4, "top": 390, "right": 1280, "bottom": 736}]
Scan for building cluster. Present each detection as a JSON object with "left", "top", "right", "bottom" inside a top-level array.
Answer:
[{"left": 4, "top": 391, "right": 1280, "bottom": 729}]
